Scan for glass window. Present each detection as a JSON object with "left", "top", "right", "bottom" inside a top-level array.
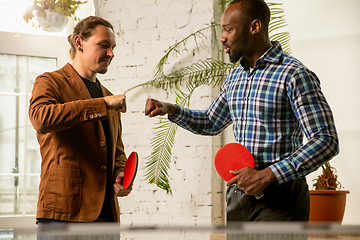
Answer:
[
  {"left": 0, "top": 54, "right": 57, "bottom": 215},
  {"left": 0, "top": 0, "right": 93, "bottom": 224}
]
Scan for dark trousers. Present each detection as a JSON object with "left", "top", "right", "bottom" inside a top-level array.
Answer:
[{"left": 226, "top": 178, "right": 310, "bottom": 221}]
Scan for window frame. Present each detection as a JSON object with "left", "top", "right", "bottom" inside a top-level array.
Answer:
[
  {"left": 0, "top": 30, "right": 70, "bottom": 227},
  {"left": 0, "top": 31, "right": 70, "bottom": 65}
]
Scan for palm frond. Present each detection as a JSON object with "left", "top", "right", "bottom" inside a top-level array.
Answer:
[
  {"left": 270, "top": 32, "right": 291, "bottom": 53},
  {"left": 179, "top": 60, "right": 236, "bottom": 88},
  {"left": 268, "top": 2, "right": 291, "bottom": 54},
  {"left": 125, "top": 60, "right": 235, "bottom": 94},
  {"left": 269, "top": 18, "right": 287, "bottom": 33},
  {"left": 144, "top": 118, "right": 177, "bottom": 194},
  {"left": 153, "top": 22, "right": 218, "bottom": 78},
  {"left": 144, "top": 83, "right": 200, "bottom": 193}
]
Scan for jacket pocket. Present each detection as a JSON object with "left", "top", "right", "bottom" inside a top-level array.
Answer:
[{"left": 45, "top": 165, "right": 82, "bottom": 213}]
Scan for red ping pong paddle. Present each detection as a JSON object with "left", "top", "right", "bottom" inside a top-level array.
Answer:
[
  {"left": 214, "top": 143, "right": 264, "bottom": 199},
  {"left": 122, "top": 152, "right": 138, "bottom": 189}
]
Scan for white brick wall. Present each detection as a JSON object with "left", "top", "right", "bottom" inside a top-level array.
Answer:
[{"left": 94, "top": 0, "right": 225, "bottom": 228}]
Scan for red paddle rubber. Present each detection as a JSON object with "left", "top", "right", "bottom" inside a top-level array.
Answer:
[
  {"left": 214, "top": 143, "right": 264, "bottom": 200},
  {"left": 122, "top": 152, "right": 138, "bottom": 189}
]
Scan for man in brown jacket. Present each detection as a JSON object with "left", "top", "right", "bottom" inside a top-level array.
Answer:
[{"left": 29, "top": 16, "right": 131, "bottom": 224}]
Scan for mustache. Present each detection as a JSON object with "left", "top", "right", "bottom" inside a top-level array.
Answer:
[{"left": 99, "top": 57, "right": 112, "bottom": 62}]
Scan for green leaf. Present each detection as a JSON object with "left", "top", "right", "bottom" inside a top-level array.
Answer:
[
  {"left": 125, "top": 60, "right": 235, "bottom": 94},
  {"left": 153, "top": 22, "right": 218, "bottom": 79},
  {"left": 144, "top": 118, "right": 177, "bottom": 194},
  {"left": 143, "top": 83, "right": 201, "bottom": 193}
]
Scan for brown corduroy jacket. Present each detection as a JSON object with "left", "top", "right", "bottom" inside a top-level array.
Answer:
[{"left": 29, "top": 63, "right": 127, "bottom": 222}]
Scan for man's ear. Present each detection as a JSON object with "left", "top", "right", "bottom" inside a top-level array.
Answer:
[
  {"left": 74, "top": 35, "right": 83, "bottom": 50},
  {"left": 250, "top": 19, "right": 261, "bottom": 34}
]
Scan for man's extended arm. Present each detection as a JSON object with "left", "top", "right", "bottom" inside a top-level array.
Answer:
[{"left": 29, "top": 73, "right": 126, "bottom": 133}]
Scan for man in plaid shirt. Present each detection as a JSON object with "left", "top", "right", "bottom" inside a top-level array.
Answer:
[{"left": 145, "top": 0, "right": 339, "bottom": 221}]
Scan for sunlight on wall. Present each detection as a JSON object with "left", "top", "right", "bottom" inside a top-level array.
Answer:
[{"left": 0, "top": 0, "right": 94, "bottom": 37}]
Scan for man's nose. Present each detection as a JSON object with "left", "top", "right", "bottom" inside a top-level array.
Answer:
[
  {"left": 107, "top": 48, "right": 114, "bottom": 58},
  {"left": 220, "top": 34, "right": 226, "bottom": 43}
]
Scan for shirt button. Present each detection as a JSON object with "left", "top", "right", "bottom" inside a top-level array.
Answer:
[
  {"left": 240, "top": 137, "right": 244, "bottom": 141},
  {"left": 241, "top": 117, "right": 245, "bottom": 121},
  {"left": 243, "top": 97, "right": 247, "bottom": 101},
  {"left": 100, "top": 142, "right": 106, "bottom": 147},
  {"left": 101, "top": 165, "right": 107, "bottom": 170}
]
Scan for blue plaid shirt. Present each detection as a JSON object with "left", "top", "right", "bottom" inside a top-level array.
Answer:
[{"left": 169, "top": 41, "right": 339, "bottom": 183}]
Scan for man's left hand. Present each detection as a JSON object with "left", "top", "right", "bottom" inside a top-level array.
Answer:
[
  {"left": 113, "top": 172, "right": 132, "bottom": 197},
  {"left": 226, "top": 167, "right": 276, "bottom": 196}
]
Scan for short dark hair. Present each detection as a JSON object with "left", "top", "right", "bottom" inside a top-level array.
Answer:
[
  {"left": 229, "top": 0, "right": 270, "bottom": 30},
  {"left": 68, "top": 16, "right": 115, "bottom": 59}
]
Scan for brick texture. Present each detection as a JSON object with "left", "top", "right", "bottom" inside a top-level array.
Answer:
[{"left": 94, "top": 0, "right": 224, "bottom": 227}]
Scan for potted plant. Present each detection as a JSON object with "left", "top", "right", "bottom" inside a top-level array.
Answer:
[
  {"left": 22, "top": 0, "right": 87, "bottom": 32},
  {"left": 309, "top": 161, "right": 350, "bottom": 223}
]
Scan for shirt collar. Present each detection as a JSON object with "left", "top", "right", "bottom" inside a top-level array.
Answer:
[{"left": 240, "top": 41, "right": 283, "bottom": 69}]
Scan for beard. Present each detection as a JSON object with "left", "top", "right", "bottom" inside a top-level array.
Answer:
[
  {"left": 227, "top": 34, "right": 248, "bottom": 63},
  {"left": 229, "top": 47, "right": 243, "bottom": 63}
]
